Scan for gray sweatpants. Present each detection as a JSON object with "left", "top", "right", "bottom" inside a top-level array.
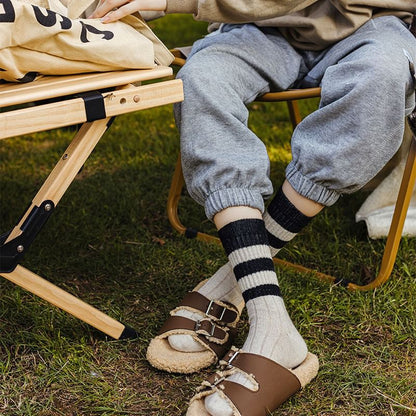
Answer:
[{"left": 174, "top": 16, "right": 416, "bottom": 220}]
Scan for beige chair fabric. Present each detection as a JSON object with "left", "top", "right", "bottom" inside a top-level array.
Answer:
[{"left": 0, "top": 0, "right": 173, "bottom": 82}]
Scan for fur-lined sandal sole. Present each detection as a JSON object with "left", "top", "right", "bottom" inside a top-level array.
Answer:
[
  {"left": 146, "top": 281, "right": 244, "bottom": 374},
  {"left": 187, "top": 348, "right": 319, "bottom": 416}
]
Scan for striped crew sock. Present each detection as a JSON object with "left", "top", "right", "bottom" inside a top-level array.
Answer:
[
  {"left": 168, "top": 187, "right": 313, "bottom": 354},
  {"left": 265, "top": 186, "right": 313, "bottom": 256},
  {"left": 204, "top": 217, "right": 308, "bottom": 416}
]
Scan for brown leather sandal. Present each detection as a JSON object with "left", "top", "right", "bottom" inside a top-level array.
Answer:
[
  {"left": 186, "top": 347, "right": 319, "bottom": 416},
  {"left": 146, "top": 288, "right": 244, "bottom": 374}
]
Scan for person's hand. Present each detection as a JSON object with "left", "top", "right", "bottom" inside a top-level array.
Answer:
[{"left": 88, "top": 0, "right": 167, "bottom": 22}]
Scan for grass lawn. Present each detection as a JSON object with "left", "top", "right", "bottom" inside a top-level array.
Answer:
[{"left": 0, "top": 14, "right": 415, "bottom": 416}]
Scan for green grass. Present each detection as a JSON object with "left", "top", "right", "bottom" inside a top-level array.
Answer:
[{"left": 1, "top": 14, "right": 415, "bottom": 416}]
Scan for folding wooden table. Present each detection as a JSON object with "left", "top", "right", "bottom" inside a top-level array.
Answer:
[{"left": 0, "top": 66, "right": 183, "bottom": 339}]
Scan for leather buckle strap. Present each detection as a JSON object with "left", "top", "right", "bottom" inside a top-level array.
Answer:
[
  {"left": 195, "top": 319, "right": 228, "bottom": 342},
  {"left": 158, "top": 315, "right": 229, "bottom": 343},
  {"left": 211, "top": 376, "right": 226, "bottom": 387},
  {"left": 195, "top": 319, "right": 216, "bottom": 337},
  {"left": 205, "top": 299, "right": 237, "bottom": 325},
  {"left": 203, "top": 351, "right": 304, "bottom": 416},
  {"left": 180, "top": 292, "right": 238, "bottom": 325},
  {"left": 157, "top": 314, "right": 237, "bottom": 359},
  {"left": 205, "top": 299, "right": 227, "bottom": 322}
]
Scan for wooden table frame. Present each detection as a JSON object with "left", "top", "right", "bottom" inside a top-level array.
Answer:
[{"left": 0, "top": 67, "right": 183, "bottom": 338}]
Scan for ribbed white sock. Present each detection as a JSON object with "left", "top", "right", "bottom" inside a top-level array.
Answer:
[{"left": 204, "top": 218, "right": 307, "bottom": 416}]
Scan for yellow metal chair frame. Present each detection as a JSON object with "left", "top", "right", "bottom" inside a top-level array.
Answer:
[
  {"left": 0, "top": 67, "right": 183, "bottom": 338},
  {"left": 167, "top": 51, "right": 416, "bottom": 291}
]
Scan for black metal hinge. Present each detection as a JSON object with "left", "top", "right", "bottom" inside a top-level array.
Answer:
[{"left": 0, "top": 200, "right": 54, "bottom": 273}]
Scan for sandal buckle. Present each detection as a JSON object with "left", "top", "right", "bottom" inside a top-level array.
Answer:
[
  {"left": 194, "top": 320, "right": 201, "bottom": 331},
  {"left": 195, "top": 319, "right": 216, "bottom": 337},
  {"left": 212, "top": 376, "right": 225, "bottom": 387},
  {"left": 218, "top": 306, "right": 226, "bottom": 322},
  {"left": 225, "top": 350, "right": 239, "bottom": 368},
  {"left": 205, "top": 300, "right": 227, "bottom": 322}
]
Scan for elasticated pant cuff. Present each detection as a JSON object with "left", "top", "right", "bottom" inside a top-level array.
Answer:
[
  {"left": 205, "top": 188, "right": 265, "bottom": 221},
  {"left": 285, "top": 162, "right": 341, "bottom": 207}
]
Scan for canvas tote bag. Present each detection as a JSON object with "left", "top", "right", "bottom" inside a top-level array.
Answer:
[{"left": 0, "top": 0, "right": 173, "bottom": 82}]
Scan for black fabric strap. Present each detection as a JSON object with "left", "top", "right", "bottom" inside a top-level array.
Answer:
[{"left": 81, "top": 91, "right": 106, "bottom": 122}]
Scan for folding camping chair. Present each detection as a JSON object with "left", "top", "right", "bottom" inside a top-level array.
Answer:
[
  {"left": 0, "top": 66, "right": 183, "bottom": 339},
  {"left": 166, "top": 50, "right": 416, "bottom": 292}
]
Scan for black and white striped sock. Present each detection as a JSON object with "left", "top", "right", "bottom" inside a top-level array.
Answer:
[
  {"left": 218, "top": 218, "right": 281, "bottom": 304},
  {"left": 265, "top": 186, "right": 313, "bottom": 257}
]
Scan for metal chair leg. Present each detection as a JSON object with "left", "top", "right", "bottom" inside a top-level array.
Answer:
[
  {"left": 348, "top": 134, "right": 416, "bottom": 290},
  {"left": 166, "top": 111, "right": 416, "bottom": 291}
]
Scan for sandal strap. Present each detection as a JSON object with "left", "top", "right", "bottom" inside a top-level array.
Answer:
[
  {"left": 204, "top": 350, "right": 302, "bottom": 416},
  {"left": 158, "top": 315, "right": 237, "bottom": 357},
  {"left": 179, "top": 292, "right": 239, "bottom": 325}
]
